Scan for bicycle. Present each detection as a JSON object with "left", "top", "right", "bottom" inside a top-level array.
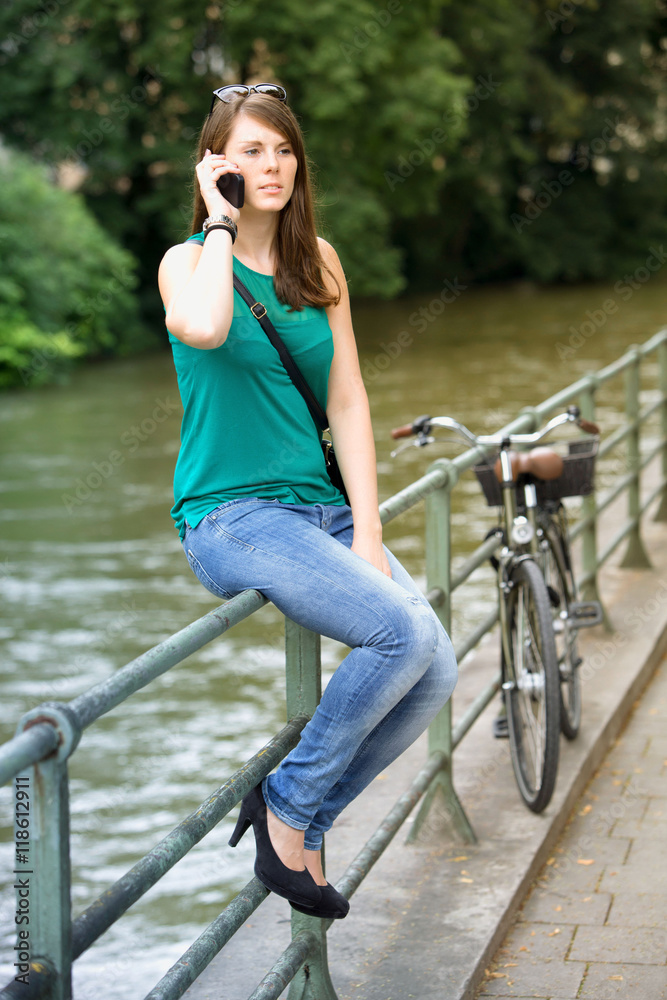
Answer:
[{"left": 391, "top": 406, "right": 603, "bottom": 812}]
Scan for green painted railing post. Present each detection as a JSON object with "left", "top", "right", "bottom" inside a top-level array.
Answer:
[
  {"left": 620, "top": 347, "right": 652, "bottom": 568},
  {"left": 407, "top": 460, "right": 476, "bottom": 845},
  {"left": 11, "top": 704, "right": 80, "bottom": 1000},
  {"left": 284, "top": 619, "right": 338, "bottom": 1000},
  {"left": 654, "top": 336, "right": 667, "bottom": 521},
  {"left": 11, "top": 761, "right": 72, "bottom": 1000},
  {"left": 577, "top": 377, "right": 608, "bottom": 625}
]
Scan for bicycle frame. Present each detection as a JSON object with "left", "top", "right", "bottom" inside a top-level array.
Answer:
[
  {"left": 496, "top": 442, "right": 540, "bottom": 679},
  {"left": 391, "top": 405, "right": 602, "bottom": 811},
  {"left": 391, "top": 405, "right": 599, "bottom": 695}
]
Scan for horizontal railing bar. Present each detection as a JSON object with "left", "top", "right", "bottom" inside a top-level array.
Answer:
[
  {"left": 0, "top": 724, "right": 59, "bottom": 788},
  {"left": 598, "top": 408, "right": 660, "bottom": 467},
  {"left": 451, "top": 534, "right": 500, "bottom": 592},
  {"left": 454, "top": 608, "right": 500, "bottom": 666},
  {"left": 246, "top": 929, "right": 319, "bottom": 1000},
  {"left": 591, "top": 472, "right": 635, "bottom": 519},
  {"left": 453, "top": 674, "right": 502, "bottom": 749},
  {"left": 534, "top": 331, "right": 667, "bottom": 421},
  {"left": 72, "top": 716, "right": 308, "bottom": 959},
  {"left": 595, "top": 353, "right": 636, "bottom": 382},
  {"left": 144, "top": 878, "right": 270, "bottom": 1000},
  {"left": 638, "top": 397, "right": 664, "bottom": 424},
  {"left": 593, "top": 330, "right": 667, "bottom": 385},
  {"left": 639, "top": 438, "right": 665, "bottom": 471},
  {"left": 598, "top": 423, "right": 632, "bottom": 459},
  {"left": 0, "top": 960, "right": 56, "bottom": 999},
  {"left": 70, "top": 589, "right": 268, "bottom": 730},
  {"left": 533, "top": 375, "right": 598, "bottom": 416},
  {"left": 640, "top": 478, "right": 667, "bottom": 516},
  {"left": 559, "top": 442, "right": 664, "bottom": 543},
  {"left": 379, "top": 465, "right": 449, "bottom": 524},
  {"left": 568, "top": 517, "right": 586, "bottom": 542},
  {"left": 638, "top": 327, "right": 667, "bottom": 356},
  {"left": 334, "top": 751, "right": 445, "bottom": 906}
]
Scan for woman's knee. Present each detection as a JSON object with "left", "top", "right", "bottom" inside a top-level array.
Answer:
[
  {"left": 434, "top": 628, "right": 458, "bottom": 701},
  {"left": 382, "top": 595, "right": 441, "bottom": 671}
]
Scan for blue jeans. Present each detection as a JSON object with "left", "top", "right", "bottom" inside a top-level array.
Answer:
[{"left": 183, "top": 499, "right": 457, "bottom": 851}]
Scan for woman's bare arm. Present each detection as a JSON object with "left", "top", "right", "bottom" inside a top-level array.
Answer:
[
  {"left": 158, "top": 150, "right": 241, "bottom": 349},
  {"left": 158, "top": 228, "right": 235, "bottom": 349},
  {"left": 320, "top": 238, "right": 391, "bottom": 578}
]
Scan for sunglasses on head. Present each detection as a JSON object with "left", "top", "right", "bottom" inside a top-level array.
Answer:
[{"left": 208, "top": 83, "right": 287, "bottom": 116}]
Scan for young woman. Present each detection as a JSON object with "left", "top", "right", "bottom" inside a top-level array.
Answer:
[{"left": 158, "top": 83, "right": 458, "bottom": 920}]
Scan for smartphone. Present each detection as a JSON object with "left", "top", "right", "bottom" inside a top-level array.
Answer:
[{"left": 216, "top": 171, "right": 245, "bottom": 209}]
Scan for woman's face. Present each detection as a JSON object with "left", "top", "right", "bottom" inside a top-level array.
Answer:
[{"left": 223, "top": 114, "right": 298, "bottom": 213}]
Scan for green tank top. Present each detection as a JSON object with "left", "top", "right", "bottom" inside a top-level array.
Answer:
[{"left": 167, "top": 233, "right": 346, "bottom": 541}]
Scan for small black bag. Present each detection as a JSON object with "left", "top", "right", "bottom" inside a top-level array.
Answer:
[
  {"left": 233, "top": 274, "right": 350, "bottom": 505},
  {"left": 320, "top": 438, "right": 347, "bottom": 502}
]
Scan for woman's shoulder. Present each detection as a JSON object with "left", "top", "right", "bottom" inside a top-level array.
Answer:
[
  {"left": 317, "top": 237, "right": 347, "bottom": 304},
  {"left": 159, "top": 234, "right": 204, "bottom": 272},
  {"left": 158, "top": 236, "right": 206, "bottom": 318},
  {"left": 317, "top": 236, "right": 339, "bottom": 267}
]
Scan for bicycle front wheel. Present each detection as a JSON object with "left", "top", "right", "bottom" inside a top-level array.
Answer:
[{"left": 503, "top": 558, "right": 561, "bottom": 813}]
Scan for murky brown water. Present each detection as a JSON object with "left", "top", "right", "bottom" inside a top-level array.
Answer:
[{"left": 1, "top": 271, "right": 665, "bottom": 996}]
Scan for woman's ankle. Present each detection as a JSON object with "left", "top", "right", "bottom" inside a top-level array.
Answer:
[
  {"left": 266, "top": 805, "right": 306, "bottom": 871},
  {"left": 303, "top": 847, "right": 327, "bottom": 886}
]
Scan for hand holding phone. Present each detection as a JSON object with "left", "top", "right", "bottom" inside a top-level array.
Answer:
[
  {"left": 217, "top": 171, "right": 245, "bottom": 209},
  {"left": 197, "top": 150, "right": 244, "bottom": 216}
]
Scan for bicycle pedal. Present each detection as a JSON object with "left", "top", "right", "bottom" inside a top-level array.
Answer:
[{"left": 567, "top": 601, "right": 603, "bottom": 628}]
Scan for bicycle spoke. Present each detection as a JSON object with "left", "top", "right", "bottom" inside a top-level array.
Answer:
[{"left": 505, "top": 559, "right": 560, "bottom": 812}]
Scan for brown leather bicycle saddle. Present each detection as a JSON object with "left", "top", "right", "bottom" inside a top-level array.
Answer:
[{"left": 494, "top": 447, "right": 564, "bottom": 483}]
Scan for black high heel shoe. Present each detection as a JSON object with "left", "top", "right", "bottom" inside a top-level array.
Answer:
[
  {"left": 290, "top": 882, "right": 350, "bottom": 919},
  {"left": 228, "top": 781, "right": 322, "bottom": 909}
]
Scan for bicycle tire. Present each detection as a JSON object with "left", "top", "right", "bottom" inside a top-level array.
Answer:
[
  {"left": 541, "top": 510, "right": 582, "bottom": 739},
  {"left": 503, "top": 558, "right": 561, "bottom": 813}
]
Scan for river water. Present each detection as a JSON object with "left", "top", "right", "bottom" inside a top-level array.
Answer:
[{"left": 1, "top": 271, "right": 665, "bottom": 997}]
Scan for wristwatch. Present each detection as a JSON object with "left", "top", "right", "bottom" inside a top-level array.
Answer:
[{"left": 203, "top": 214, "right": 237, "bottom": 240}]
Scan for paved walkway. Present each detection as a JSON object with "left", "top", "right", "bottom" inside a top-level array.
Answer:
[{"left": 475, "top": 657, "right": 667, "bottom": 1000}]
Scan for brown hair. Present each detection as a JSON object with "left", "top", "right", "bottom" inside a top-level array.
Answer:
[{"left": 190, "top": 92, "right": 340, "bottom": 311}]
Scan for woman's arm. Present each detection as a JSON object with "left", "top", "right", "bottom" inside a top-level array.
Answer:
[
  {"left": 320, "top": 239, "right": 391, "bottom": 579},
  {"left": 157, "top": 150, "right": 241, "bottom": 349},
  {"left": 158, "top": 229, "right": 234, "bottom": 349}
]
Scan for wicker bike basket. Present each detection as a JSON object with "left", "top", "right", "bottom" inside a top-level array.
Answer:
[{"left": 473, "top": 438, "right": 598, "bottom": 507}]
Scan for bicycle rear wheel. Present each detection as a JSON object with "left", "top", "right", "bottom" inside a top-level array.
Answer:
[
  {"left": 503, "top": 558, "right": 561, "bottom": 813},
  {"left": 541, "top": 508, "right": 581, "bottom": 739}
]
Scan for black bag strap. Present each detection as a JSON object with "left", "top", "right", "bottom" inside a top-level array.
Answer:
[{"left": 233, "top": 273, "right": 329, "bottom": 433}]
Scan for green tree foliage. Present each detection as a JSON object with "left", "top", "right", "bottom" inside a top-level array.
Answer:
[
  {"left": 0, "top": 0, "right": 468, "bottom": 319},
  {"left": 0, "top": 146, "right": 144, "bottom": 387},
  {"left": 0, "top": 0, "right": 665, "bottom": 388},
  {"left": 399, "top": 0, "right": 667, "bottom": 287},
  {"left": 223, "top": 0, "right": 470, "bottom": 295}
]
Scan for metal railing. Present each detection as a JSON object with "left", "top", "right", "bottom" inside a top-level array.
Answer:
[{"left": 2, "top": 329, "right": 666, "bottom": 999}]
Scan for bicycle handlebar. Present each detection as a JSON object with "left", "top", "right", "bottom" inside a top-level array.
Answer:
[
  {"left": 390, "top": 423, "right": 414, "bottom": 440},
  {"left": 390, "top": 405, "right": 600, "bottom": 457}
]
